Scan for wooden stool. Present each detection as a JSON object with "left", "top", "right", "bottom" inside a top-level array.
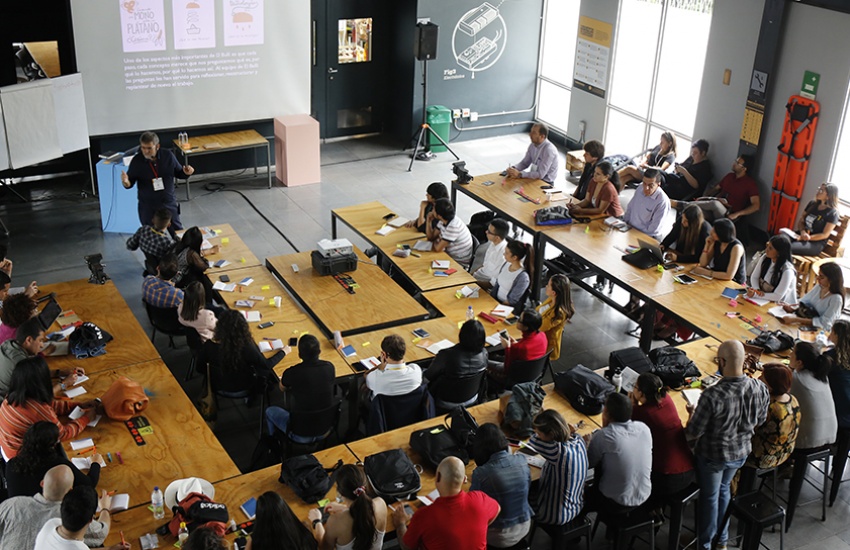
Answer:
[
  {"left": 786, "top": 447, "right": 830, "bottom": 531},
  {"left": 717, "top": 491, "right": 784, "bottom": 550},
  {"left": 663, "top": 483, "right": 699, "bottom": 550}
]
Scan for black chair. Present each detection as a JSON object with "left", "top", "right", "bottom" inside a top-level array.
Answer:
[
  {"left": 716, "top": 491, "right": 785, "bottom": 550},
  {"left": 142, "top": 300, "right": 186, "bottom": 348},
  {"left": 211, "top": 386, "right": 270, "bottom": 439},
  {"left": 830, "top": 427, "right": 850, "bottom": 506},
  {"left": 285, "top": 396, "right": 343, "bottom": 458},
  {"left": 429, "top": 370, "right": 486, "bottom": 415},
  {"left": 506, "top": 350, "right": 552, "bottom": 389},
  {"left": 785, "top": 447, "right": 830, "bottom": 530},
  {"left": 142, "top": 252, "right": 160, "bottom": 277},
  {"left": 662, "top": 483, "right": 699, "bottom": 550},
  {"left": 367, "top": 383, "right": 434, "bottom": 435},
  {"left": 529, "top": 515, "right": 591, "bottom": 550},
  {"left": 592, "top": 507, "right": 656, "bottom": 550},
  {"left": 184, "top": 327, "right": 203, "bottom": 381}
]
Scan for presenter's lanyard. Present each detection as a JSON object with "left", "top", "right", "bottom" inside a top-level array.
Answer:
[{"left": 149, "top": 160, "right": 159, "bottom": 179}]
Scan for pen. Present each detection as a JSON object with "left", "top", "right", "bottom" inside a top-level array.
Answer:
[
  {"left": 116, "top": 451, "right": 123, "bottom": 464},
  {"left": 120, "top": 531, "right": 126, "bottom": 545},
  {"left": 410, "top": 252, "right": 421, "bottom": 258},
  {"left": 107, "top": 452, "right": 113, "bottom": 463}
]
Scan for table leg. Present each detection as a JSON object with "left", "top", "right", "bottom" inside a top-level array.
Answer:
[
  {"left": 254, "top": 147, "right": 258, "bottom": 177},
  {"left": 639, "top": 301, "right": 656, "bottom": 352},
  {"left": 185, "top": 151, "right": 192, "bottom": 200},
  {"left": 531, "top": 232, "right": 544, "bottom": 304},
  {"left": 267, "top": 143, "right": 272, "bottom": 188},
  {"left": 451, "top": 183, "right": 457, "bottom": 205},
  {"left": 332, "top": 214, "right": 338, "bottom": 239},
  {"left": 346, "top": 376, "right": 360, "bottom": 439}
]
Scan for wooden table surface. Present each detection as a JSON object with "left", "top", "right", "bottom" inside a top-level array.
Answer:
[
  {"left": 177, "top": 223, "right": 261, "bottom": 272},
  {"left": 423, "top": 283, "right": 523, "bottom": 340},
  {"left": 214, "top": 265, "right": 354, "bottom": 380},
  {"left": 453, "top": 172, "right": 551, "bottom": 234},
  {"left": 39, "top": 280, "right": 160, "bottom": 375},
  {"left": 172, "top": 129, "right": 268, "bottom": 153},
  {"left": 24, "top": 41, "right": 61, "bottom": 77},
  {"left": 332, "top": 201, "right": 477, "bottom": 292},
  {"left": 62, "top": 360, "right": 239, "bottom": 508},
  {"left": 266, "top": 250, "right": 429, "bottom": 337},
  {"left": 105, "top": 445, "right": 357, "bottom": 547}
]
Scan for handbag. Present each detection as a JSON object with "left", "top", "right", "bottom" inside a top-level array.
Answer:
[
  {"left": 746, "top": 330, "right": 795, "bottom": 354},
  {"left": 99, "top": 376, "right": 149, "bottom": 421}
]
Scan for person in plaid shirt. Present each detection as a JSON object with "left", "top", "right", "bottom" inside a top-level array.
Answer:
[
  {"left": 141, "top": 254, "right": 183, "bottom": 309},
  {"left": 126, "top": 209, "right": 177, "bottom": 262},
  {"left": 685, "top": 340, "right": 769, "bottom": 550}
]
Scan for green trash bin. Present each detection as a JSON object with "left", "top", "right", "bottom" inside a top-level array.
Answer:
[{"left": 426, "top": 105, "right": 452, "bottom": 153}]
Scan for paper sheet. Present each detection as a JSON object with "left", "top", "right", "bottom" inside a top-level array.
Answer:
[
  {"left": 376, "top": 225, "right": 395, "bottom": 236},
  {"left": 70, "top": 438, "right": 94, "bottom": 451},
  {"left": 413, "top": 240, "right": 433, "bottom": 252},
  {"left": 212, "top": 281, "right": 236, "bottom": 292},
  {"left": 490, "top": 305, "right": 514, "bottom": 318},
  {"left": 768, "top": 305, "right": 791, "bottom": 319},
  {"left": 426, "top": 339, "right": 454, "bottom": 354},
  {"left": 387, "top": 216, "right": 409, "bottom": 228},
  {"left": 64, "top": 386, "right": 87, "bottom": 398},
  {"left": 258, "top": 339, "right": 284, "bottom": 352}
]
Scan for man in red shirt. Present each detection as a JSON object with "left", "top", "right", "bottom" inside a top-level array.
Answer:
[
  {"left": 393, "top": 456, "right": 500, "bottom": 550},
  {"left": 486, "top": 309, "right": 549, "bottom": 394}
]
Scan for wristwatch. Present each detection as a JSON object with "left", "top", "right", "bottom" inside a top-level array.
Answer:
[
  {"left": 312, "top": 519, "right": 322, "bottom": 529},
  {"left": 60, "top": 382, "right": 67, "bottom": 391}
]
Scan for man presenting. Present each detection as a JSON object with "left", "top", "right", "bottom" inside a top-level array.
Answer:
[
  {"left": 506, "top": 123, "right": 559, "bottom": 184},
  {"left": 121, "top": 131, "right": 194, "bottom": 235}
]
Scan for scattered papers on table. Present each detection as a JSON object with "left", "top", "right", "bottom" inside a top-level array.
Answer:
[
  {"left": 258, "top": 339, "right": 284, "bottom": 352},
  {"left": 376, "top": 225, "right": 395, "bottom": 236},
  {"left": 413, "top": 240, "right": 433, "bottom": 252},
  {"left": 71, "top": 455, "right": 107, "bottom": 470},
  {"left": 431, "top": 260, "right": 450, "bottom": 269},
  {"left": 393, "top": 248, "right": 410, "bottom": 258},
  {"left": 70, "top": 438, "right": 95, "bottom": 451},
  {"left": 768, "top": 305, "right": 792, "bottom": 319},
  {"left": 417, "top": 339, "right": 454, "bottom": 354},
  {"left": 235, "top": 300, "right": 256, "bottom": 308},
  {"left": 212, "top": 281, "right": 236, "bottom": 292},
  {"left": 491, "top": 304, "right": 514, "bottom": 318},
  {"left": 201, "top": 239, "right": 214, "bottom": 251},
  {"left": 240, "top": 311, "right": 261, "bottom": 322},
  {"left": 64, "top": 386, "right": 87, "bottom": 398},
  {"left": 238, "top": 277, "right": 254, "bottom": 286}
]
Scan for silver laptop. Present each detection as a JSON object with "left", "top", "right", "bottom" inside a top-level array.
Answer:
[{"left": 637, "top": 238, "right": 665, "bottom": 263}]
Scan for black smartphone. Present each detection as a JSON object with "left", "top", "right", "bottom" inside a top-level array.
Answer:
[
  {"left": 499, "top": 170, "right": 508, "bottom": 176},
  {"left": 219, "top": 274, "right": 230, "bottom": 282},
  {"left": 540, "top": 185, "right": 553, "bottom": 190},
  {"left": 402, "top": 244, "right": 411, "bottom": 250},
  {"left": 499, "top": 329, "right": 509, "bottom": 339},
  {"left": 663, "top": 262, "right": 679, "bottom": 270},
  {"left": 503, "top": 317, "right": 518, "bottom": 326},
  {"left": 383, "top": 213, "right": 396, "bottom": 221},
  {"left": 258, "top": 321, "right": 274, "bottom": 329},
  {"left": 288, "top": 337, "right": 298, "bottom": 346}
]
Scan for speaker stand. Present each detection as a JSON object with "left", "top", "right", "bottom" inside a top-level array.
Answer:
[{"left": 407, "top": 59, "right": 459, "bottom": 172}]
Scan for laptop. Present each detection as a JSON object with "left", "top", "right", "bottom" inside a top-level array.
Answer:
[
  {"left": 37, "top": 297, "right": 62, "bottom": 331},
  {"left": 621, "top": 238, "right": 664, "bottom": 269}
]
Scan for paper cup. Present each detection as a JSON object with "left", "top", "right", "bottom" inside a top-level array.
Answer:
[{"left": 274, "top": 296, "right": 282, "bottom": 308}]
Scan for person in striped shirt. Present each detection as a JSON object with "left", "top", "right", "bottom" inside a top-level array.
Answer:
[
  {"left": 530, "top": 409, "right": 588, "bottom": 547},
  {"left": 427, "top": 198, "right": 474, "bottom": 266}
]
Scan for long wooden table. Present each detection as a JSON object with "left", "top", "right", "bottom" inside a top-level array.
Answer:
[
  {"left": 174, "top": 130, "right": 272, "bottom": 198},
  {"left": 177, "top": 223, "right": 262, "bottom": 272},
  {"left": 266, "top": 249, "right": 429, "bottom": 337},
  {"left": 331, "top": 201, "right": 477, "bottom": 292},
  {"left": 63, "top": 360, "right": 240, "bottom": 508},
  {"left": 40, "top": 280, "right": 160, "bottom": 375}
]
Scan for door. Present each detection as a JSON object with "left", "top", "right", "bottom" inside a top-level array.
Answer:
[{"left": 312, "top": 0, "right": 388, "bottom": 139}]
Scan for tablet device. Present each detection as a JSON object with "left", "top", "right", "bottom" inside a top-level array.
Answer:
[{"left": 38, "top": 298, "right": 62, "bottom": 331}]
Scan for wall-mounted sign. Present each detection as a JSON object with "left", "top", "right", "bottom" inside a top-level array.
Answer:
[
  {"left": 801, "top": 70, "right": 820, "bottom": 100},
  {"left": 573, "top": 16, "right": 612, "bottom": 99}
]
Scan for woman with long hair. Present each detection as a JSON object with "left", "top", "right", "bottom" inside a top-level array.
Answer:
[
  {"left": 747, "top": 235, "right": 797, "bottom": 303},
  {"left": 307, "top": 464, "right": 387, "bottom": 550},
  {"left": 780, "top": 261, "right": 845, "bottom": 331},
  {"left": 177, "top": 281, "right": 217, "bottom": 341},
  {"left": 490, "top": 240, "right": 532, "bottom": 313},
  {"left": 618, "top": 131, "right": 677, "bottom": 186},
  {"left": 425, "top": 320, "right": 488, "bottom": 410},
  {"left": 568, "top": 161, "right": 624, "bottom": 216},
  {"left": 407, "top": 182, "right": 449, "bottom": 233},
  {"left": 247, "top": 491, "right": 317, "bottom": 550},
  {"left": 827, "top": 319, "right": 850, "bottom": 504},
  {"left": 173, "top": 226, "right": 218, "bottom": 293},
  {"left": 788, "top": 183, "right": 840, "bottom": 255},
  {"left": 537, "top": 274, "right": 574, "bottom": 361},
  {"left": 691, "top": 218, "right": 746, "bottom": 284},
  {"left": 0, "top": 292, "right": 36, "bottom": 343},
  {"left": 660, "top": 204, "right": 710, "bottom": 263},
  {"left": 5, "top": 421, "right": 102, "bottom": 497},
  {"left": 202, "top": 310, "right": 288, "bottom": 395}
]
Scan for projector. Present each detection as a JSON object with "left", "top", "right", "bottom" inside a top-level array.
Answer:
[{"left": 317, "top": 238, "right": 354, "bottom": 258}]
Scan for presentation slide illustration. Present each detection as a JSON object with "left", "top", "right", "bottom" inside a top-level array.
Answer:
[
  {"left": 173, "top": 0, "right": 216, "bottom": 49},
  {"left": 120, "top": 0, "right": 167, "bottom": 53},
  {"left": 452, "top": 1, "right": 507, "bottom": 78},
  {"left": 224, "top": 0, "right": 264, "bottom": 46}
]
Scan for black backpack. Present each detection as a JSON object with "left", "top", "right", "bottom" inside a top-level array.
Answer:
[
  {"left": 649, "top": 347, "right": 702, "bottom": 388},
  {"left": 608, "top": 347, "right": 654, "bottom": 376},
  {"left": 445, "top": 406, "right": 478, "bottom": 455},
  {"left": 278, "top": 454, "right": 342, "bottom": 503},
  {"left": 363, "top": 449, "right": 421, "bottom": 503},
  {"left": 467, "top": 210, "right": 498, "bottom": 244},
  {"left": 409, "top": 423, "right": 469, "bottom": 468},
  {"left": 554, "top": 365, "right": 615, "bottom": 415},
  {"left": 68, "top": 322, "right": 113, "bottom": 359}
]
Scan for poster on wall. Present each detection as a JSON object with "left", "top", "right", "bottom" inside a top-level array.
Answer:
[
  {"left": 223, "top": 0, "right": 264, "bottom": 47},
  {"left": 573, "top": 16, "right": 612, "bottom": 98},
  {"left": 448, "top": 2, "right": 508, "bottom": 80},
  {"left": 120, "top": 0, "right": 167, "bottom": 53},
  {"left": 173, "top": 0, "right": 216, "bottom": 50}
]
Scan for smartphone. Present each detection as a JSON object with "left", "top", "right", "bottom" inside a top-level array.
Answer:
[
  {"left": 540, "top": 184, "right": 554, "bottom": 190},
  {"left": 258, "top": 321, "right": 275, "bottom": 329},
  {"left": 412, "top": 328, "right": 430, "bottom": 338},
  {"left": 219, "top": 274, "right": 230, "bottom": 282},
  {"left": 383, "top": 213, "right": 396, "bottom": 221},
  {"left": 499, "top": 170, "right": 508, "bottom": 176},
  {"left": 503, "top": 317, "right": 518, "bottom": 326},
  {"left": 402, "top": 244, "right": 411, "bottom": 250},
  {"left": 499, "top": 329, "right": 509, "bottom": 339},
  {"left": 663, "top": 262, "right": 680, "bottom": 270},
  {"left": 674, "top": 274, "right": 697, "bottom": 285},
  {"left": 403, "top": 504, "right": 415, "bottom": 516},
  {"left": 288, "top": 337, "right": 298, "bottom": 346}
]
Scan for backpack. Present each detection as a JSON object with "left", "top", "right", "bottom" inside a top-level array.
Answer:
[
  {"left": 409, "top": 423, "right": 469, "bottom": 468},
  {"left": 278, "top": 454, "right": 342, "bottom": 503},
  {"left": 554, "top": 365, "right": 615, "bottom": 415},
  {"left": 534, "top": 205, "right": 573, "bottom": 226},
  {"left": 501, "top": 382, "right": 546, "bottom": 439},
  {"left": 468, "top": 210, "right": 498, "bottom": 244},
  {"left": 608, "top": 347, "right": 654, "bottom": 376},
  {"left": 649, "top": 347, "right": 702, "bottom": 388},
  {"left": 363, "top": 449, "right": 421, "bottom": 503},
  {"left": 167, "top": 492, "right": 228, "bottom": 536},
  {"left": 445, "top": 406, "right": 478, "bottom": 455},
  {"left": 68, "top": 322, "right": 113, "bottom": 359}
]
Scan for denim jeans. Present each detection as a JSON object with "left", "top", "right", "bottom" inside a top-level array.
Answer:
[
  {"left": 696, "top": 454, "right": 746, "bottom": 549},
  {"left": 265, "top": 406, "right": 323, "bottom": 444}
]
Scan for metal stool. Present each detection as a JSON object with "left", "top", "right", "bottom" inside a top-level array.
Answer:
[
  {"left": 785, "top": 447, "right": 830, "bottom": 531},
  {"left": 717, "top": 491, "right": 785, "bottom": 550},
  {"left": 528, "top": 515, "right": 591, "bottom": 550},
  {"left": 592, "top": 508, "right": 656, "bottom": 550},
  {"left": 663, "top": 483, "right": 699, "bottom": 550}
]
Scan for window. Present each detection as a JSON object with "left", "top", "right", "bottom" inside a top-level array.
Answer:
[
  {"left": 605, "top": 0, "right": 713, "bottom": 157},
  {"left": 536, "top": 0, "right": 581, "bottom": 134},
  {"left": 830, "top": 85, "right": 850, "bottom": 203}
]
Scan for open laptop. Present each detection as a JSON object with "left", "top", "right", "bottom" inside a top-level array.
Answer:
[
  {"left": 37, "top": 296, "right": 62, "bottom": 331},
  {"left": 621, "top": 238, "right": 664, "bottom": 269}
]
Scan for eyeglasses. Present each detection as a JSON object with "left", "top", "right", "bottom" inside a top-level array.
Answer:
[{"left": 485, "top": 230, "right": 494, "bottom": 235}]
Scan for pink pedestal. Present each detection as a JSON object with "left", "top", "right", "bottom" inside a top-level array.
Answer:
[{"left": 274, "top": 115, "right": 321, "bottom": 186}]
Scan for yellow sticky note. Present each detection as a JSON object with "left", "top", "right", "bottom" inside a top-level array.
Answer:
[
  {"left": 269, "top": 299, "right": 276, "bottom": 306},
  {"left": 362, "top": 342, "right": 371, "bottom": 347},
  {"left": 213, "top": 229, "right": 222, "bottom": 235},
  {"left": 261, "top": 285, "right": 271, "bottom": 290},
  {"left": 584, "top": 226, "right": 590, "bottom": 234},
  {"left": 430, "top": 427, "right": 444, "bottom": 434},
  {"left": 240, "top": 257, "right": 246, "bottom": 263},
  {"left": 221, "top": 237, "right": 230, "bottom": 244},
  {"left": 457, "top": 321, "right": 463, "bottom": 329},
  {"left": 412, "top": 336, "right": 421, "bottom": 343},
  {"left": 657, "top": 264, "right": 664, "bottom": 273},
  {"left": 428, "top": 267, "right": 433, "bottom": 274}
]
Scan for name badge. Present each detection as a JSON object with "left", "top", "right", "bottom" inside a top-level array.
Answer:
[
  {"left": 530, "top": 163, "right": 538, "bottom": 173},
  {"left": 152, "top": 177, "right": 164, "bottom": 192}
]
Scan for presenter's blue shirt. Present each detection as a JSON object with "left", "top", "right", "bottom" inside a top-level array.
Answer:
[{"left": 126, "top": 148, "right": 185, "bottom": 204}]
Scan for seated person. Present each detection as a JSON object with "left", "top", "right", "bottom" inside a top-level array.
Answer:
[
  {"left": 426, "top": 198, "right": 474, "bottom": 265},
  {"left": 406, "top": 182, "right": 449, "bottom": 233},
  {"left": 173, "top": 227, "right": 219, "bottom": 296},
  {"left": 783, "top": 183, "right": 840, "bottom": 256},
  {"left": 248, "top": 492, "right": 316, "bottom": 550},
  {"left": 364, "top": 335, "right": 422, "bottom": 399},
  {"left": 265, "top": 335, "right": 334, "bottom": 442},
  {"left": 779, "top": 261, "right": 844, "bottom": 331},
  {"left": 619, "top": 131, "right": 678, "bottom": 187},
  {"left": 471, "top": 423, "right": 533, "bottom": 548},
  {"left": 183, "top": 528, "right": 224, "bottom": 550},
  {"left": 425, "top": 320, "right": 489, "bottom": 409},
  {"left": 659, "top": 138, "right": 713, "bottom": 200},
  {"left": 537, "top": 274, "right": 574, "bottom": 361},
  {"left": 141, "top": 253, "right": 184, "bottom": 309},
  {"left": 202, "top": 310, "right": 289, "bottom": 397},
  {"left": 177, "top": 281, "right": 217, "bottom": 342},
  {"left": 6, "top": 422, "right": 101, "bottom": 498},
  {"left": 747, "top": 235, "right": 797, "bottom": 303},
  {"left": 34, "top": 485, "right": 125, "bottom": 550},
  {"left": 0, "top": 250, "right": 37, "bottom": 300},
  {"left": 393, "top": 456, "right": 500, "bottom": 550},
  {"left": 125, "top": 207, "right": 177, "bottom": 264},
  {"left": 622, "top": 168, "right": 671, "bottom": 240},
  {"left": 691, "top": 218, "right": 746, "bottom": 284},
  {"left": 472, "top": 218, "right": 509, "bottom": 288},
  {"left": 660, "top": 204, "right": 710, "bottom": 263},
  {"left": 567, "top": 160, "right": 623, "bottom": 218},
  {"left": 572, "top": 140, "right": 604, "bottom": 200},
  {"left": 0, "top": 292, "right": 36, "bottom": 344},
  {"left": 673, "top": 154, "right": 759, "bottom": 224},
  {"left": 584, "top": 393, "right": 652, "bottom": 515},
  {"left": 506, "top": 123, "right": 559, "bottom": 183},
  {"left": 488, "top": 309, "right": 548, "bottom": 385},
  {"left": 490, "top": 240, "right": 532, "bottom": 313}
]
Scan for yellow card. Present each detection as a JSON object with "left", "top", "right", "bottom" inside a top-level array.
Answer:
[
  {"left": 213, "top": 229, "right": 221, "bottom": 235},
  {"left": 137, "top": 426, "right": 154, "bottom": 435},
  {"left": 362, "top": 342, "right": 371, "bottom": 347},
  {"left": 457, "top": 321, "right": 463, "bottom": 329},
  {"left": 269, "top": 299, "right": 276, "bottom": 306},
  {"left": 221, "top": 237, "right": 230, "bottom": 244},
  {"left": 657, "top": 264, "right": 664, "bottom": 273},
  {"left": 584, "top": 226, "right": 590, "bottom": 234},
  {"left": 412, "top": 336, "right": 421, "bottom": 343},
  {"left": 240, "top": 257, "right": 246, "bottom": 263},
  {"left": 262, "top": 285, "right": 271, "bottom": 290}
]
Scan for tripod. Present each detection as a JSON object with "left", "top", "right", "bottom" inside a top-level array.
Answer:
[{"left": 407, "top": 58, "right": 459, "bottom": 172}]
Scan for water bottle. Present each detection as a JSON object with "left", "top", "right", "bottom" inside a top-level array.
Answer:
[
  {"left": 183, "top": 131, "right": 190, "bottom": 149},
  {"left": 816, "top": 330, "right": 829, "bottom": 352},
  {"left": 151, "top": 486, "right": 165, "bottom": 520},
  {"left": 466, "top": 305, "right": 474, "bottom": 321},
  {"left": 178, "top": 522, "right": 189, "bottom": 544},
  {"left": 612, "top": 368, "right": 623, "bottom": 393}
]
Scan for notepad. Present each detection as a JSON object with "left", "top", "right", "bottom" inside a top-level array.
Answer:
[
  {"left": 258, "top": 339, "right": 284, "bottom": 352},
  {"left": 376, "top": 225, "right": 395, "bottom": 236},
  {"left": 779, "top": 228, "right": 799, "bottom": 240},
  {"left": 240, "top": 497, "right": 257, "bottom": 519},
  {"left": 417, "top": 489, "right": 440, "bottom": 506},
  {"left": 212, "top": 281, "right": 236, "bottom": 292},
  {"left": 69, "top": 406, "right": 86, "bottom": 420},
  {"left": 213, "top": 259, "right": 231, "bottom": 268},
  {"left": 485, "top": 333, "right": 502, "bottom": 346},
  {"left": 241, "top": 311, "right": 261, "bottom": 322},
  {"left": 70, "top": 438, "right": 95, "bottom": 451},
  {"left": 431, "top": 260, "right": 450, "bottom": 269},
  {"left": 387, "top": 216, "right": 409, "bottom": 228},
  {"left": 413, "top": 240, "right": 433, "bottom": 252},
  {"left": 392, "top": 248, "right": 410, "bottom": 258},
  {"left": 743, "top": 295, "right": 770, "bottom": 307},
  {"left": 721, "top": 287, "right": 745, "bottom": 299},
  {"left": 110, "top": 493, "right": 130, "bottom": 512},
  {"left": 48, "top": 326, "right": 76, "bottom": 341},
  {"left": 201, "top": 239, "right": 214, "bottom": 251},
  {"left": 683, "top": 389, "right": 702, "bottom": 407},
  {"left": 235, "top": 300, "right": 256, "bottom": 308},
  {"left": 490, "top": 304, "right": 514, "bottom": 318},
  {"left": 238, "top": 277, "right": 254, "bottom": 286},
  {"left": 360, "top": 356, "right": 381, "bottom": 370},
  {"left": 64, "top": 386, "right": 87, "bottom": 398},
  {"left": 71, "top": 455, "right": 106, "bottom": 470},
  {"left": 424, "top": 339, "right": 454, "bottom": 354},
  {"left": 768, "top": 305, "right": 792, "bottom": 319}
]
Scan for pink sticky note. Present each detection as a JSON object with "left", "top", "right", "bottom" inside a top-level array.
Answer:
[
  {"left": 754, "top": 315, "right": 763, "bottom": 323},
  {"left": 728, "top": 299, "right": 738, "bottom": 307}
]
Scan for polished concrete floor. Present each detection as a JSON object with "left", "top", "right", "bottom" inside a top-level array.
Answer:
[{"left": 2, "top": 133, "right": 846, "bottom": 549}]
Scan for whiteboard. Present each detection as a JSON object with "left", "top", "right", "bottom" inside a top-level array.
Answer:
[
  {"left": 51, "top": 74, "right": 90, "bottom": 154},
  {"left": 0, "top": 80, "right": 62, "bottom": 169},
  {"left": 0, "top": 102, "right": 8, "bottom": 171}
]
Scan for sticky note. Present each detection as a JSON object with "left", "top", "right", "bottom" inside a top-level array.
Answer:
[
  {"left": 430, "top": 428, "right": 444, "bottom": 434},
  {"left": 754, "top": 315, "right": 763, "bottom": 323},
  {"left": 262, "top": 285, "right": 270, "bottom": 290},
  {"left": 221, "top": 237, "right": 230, "bottom": 244},
  {"left": 317, "top": 499, "right": 330, "bottom": 508},
  {"left": 657, "top": 264, "right": 664, "bottom": 273},
  {"left": 458, "top": 321, "right": 463, "bottom": 329},
  {"left": 585, "top": 226, "right": 589, "bottom": 234},
  {"left": 213, "top": 229, "right": 221, "bottom": 235},
  {"left": 269, "top": 299, "right": 276, "bottom": 306},
  {"left": 362, "top": 342, "right": 371, "bottom": 347},
  {"left": 412, "top": 336, "right": 421, "bottom": 343},
  {"left": 728, "top": 299, "right": 738, "bottom": 307},
  {"left": 240, "top": 258, "right": 246, "bottom": 263}
]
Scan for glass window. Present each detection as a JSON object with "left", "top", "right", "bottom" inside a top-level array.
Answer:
[
  {"left": 338, "top": 18, "right": 372, "bottom": 64},
  {"left": 537, "top": 0, "right": 580, "bottom": 133},
  {"left": 608, "top": 0, "right": 662, "bottom": 117},
  {"left": 538, "top": 81, "right": 572, "bottom": 133},
  {"left": 605, "top": 110, "right": 646, "bottom": 157}
]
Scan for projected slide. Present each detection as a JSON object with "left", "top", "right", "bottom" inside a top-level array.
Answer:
[
  {"left": 120, "top": 0, "right": 167, "bottom": 52},
  {"left": 173, "top": 0, "right": 216, "bottom": 50},
  {"left": 224, "top": 0, "right": 263, "bottom": 47}
]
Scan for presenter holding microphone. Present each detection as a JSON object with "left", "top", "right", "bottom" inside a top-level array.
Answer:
[{"left": 121, "top": 131, "right": 193, "bottom": 237}]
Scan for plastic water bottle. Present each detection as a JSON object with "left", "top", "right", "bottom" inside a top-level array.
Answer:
[
  {"left": 178, "top": 522, "right": 189, "bottom": 544},
  {"left": 816, "top": 330, "right": 829, "bottom": 352},
  {"left": 612, "top": 368, "right": 623, "bottom": 393},
  {"left": 151, "top": 486, "right": 165, "bottom": 520},
  {"left": 466, "top": 305, "right": 474, "bottom": 321}
]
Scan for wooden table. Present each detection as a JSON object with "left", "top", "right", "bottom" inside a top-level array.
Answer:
[
  {"left": 331, "top": 202, "right": 477, "bottom": 292},
  {"left": 39, "top": 280, "right": 160, "bottom": 375},
  {"left": 24, "top": 42, "right": 61, "bottom": 77},
  {"left": 177, "top": 223, "right": 261, "bottom": 272},
  {"left": 174, "top": 130, "right": 271, "bottom": 198},
  {"left": 104, "top": 445, "right": 357, "bottom": 547},
  {"left": 266, "top": 249, "right": 429, "bottom": 337},
  {"left": 451, "top": 172, "right": 551, "bottom": 236},
  {"left": 62, "top": 360, "right": 239, "bottom": 508}
]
